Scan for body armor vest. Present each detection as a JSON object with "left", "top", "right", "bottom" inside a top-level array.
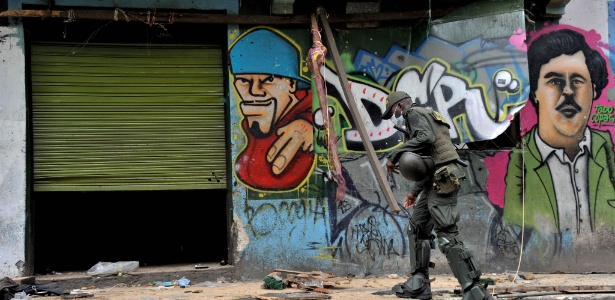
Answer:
[{"left": 410, "top": 106, "right": 459, "bottom": 165}]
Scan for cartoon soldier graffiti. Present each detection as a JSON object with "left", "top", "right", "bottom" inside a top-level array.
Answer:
[{"left": 229, "top": 28, "right": 315, "bottom": 191}]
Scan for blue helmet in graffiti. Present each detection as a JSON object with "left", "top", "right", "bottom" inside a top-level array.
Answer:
[{"left": 229, "top": 28, "right": 310, "bottom": 90}]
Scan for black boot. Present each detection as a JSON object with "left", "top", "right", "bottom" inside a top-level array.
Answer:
[
  {"left": 461, "top": 282, "right": 494, "bottom": 300},
  {"left": 391, "top": 272, "right": 432, "bottom": 299}
]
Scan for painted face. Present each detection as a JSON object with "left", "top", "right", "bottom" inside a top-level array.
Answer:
[
  {"left": 535, "top": 51, "right": 594, "bottom": 143},
  {"left": 234, "top": 74, "right": 298, "bottom": 137}
]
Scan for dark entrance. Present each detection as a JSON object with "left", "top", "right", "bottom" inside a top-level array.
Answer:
[{"left": 32, "top": 190, "right": 228, "bottom": 274}]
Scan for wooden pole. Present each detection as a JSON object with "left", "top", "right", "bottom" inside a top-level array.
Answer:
[{"left": 316, "top": 7, "right": 401, "bottom": 214}]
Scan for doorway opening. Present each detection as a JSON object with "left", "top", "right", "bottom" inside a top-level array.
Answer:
[{"left": 32, "top": 189, "right": 228, "bottom": 274}]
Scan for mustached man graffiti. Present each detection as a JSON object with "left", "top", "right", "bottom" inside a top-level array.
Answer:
[
  {"left": 229, "top": 28, "right": 315, "bottom": 191},
  {"left": 496, "top": 25, "right": 615, "bottom": 260}
]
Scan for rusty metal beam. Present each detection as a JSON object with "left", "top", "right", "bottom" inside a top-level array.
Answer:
[
  {"left": 0, "top": 8, "right": 457, "bottom": 24},
  {"left": 316, "top": 7, "right": 401, "bottom": 214}
]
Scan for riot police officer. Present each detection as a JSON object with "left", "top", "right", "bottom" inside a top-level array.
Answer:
[{"left": 382, "top": 91, "right": 493, "bottom": 300}]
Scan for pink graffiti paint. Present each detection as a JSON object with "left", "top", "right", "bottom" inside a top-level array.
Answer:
[
  {"left": 484, "top": 152, "right": 509, "bottom": 209},
  {"left": 509, "top": 27, "right": 527, "bottom": 51}
]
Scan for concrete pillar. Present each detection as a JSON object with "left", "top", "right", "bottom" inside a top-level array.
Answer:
[{"left": 0, "top": 18, "right": 27, "bottom": 277}]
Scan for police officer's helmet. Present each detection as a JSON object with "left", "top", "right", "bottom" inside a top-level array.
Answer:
[
  {"left": 398, "top": 152, "right": 434, "bottom": 181},
  {"left": 382, "top": 91, "right": 411, "bottom": 119}
]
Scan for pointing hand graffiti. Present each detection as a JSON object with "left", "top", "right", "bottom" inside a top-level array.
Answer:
[{"left": 267, "top": 118, "right": 314, "bottom": 175}]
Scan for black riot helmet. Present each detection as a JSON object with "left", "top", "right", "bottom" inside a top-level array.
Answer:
[{"left": 398, "top": 152, "right": 434, "bottom": 181}]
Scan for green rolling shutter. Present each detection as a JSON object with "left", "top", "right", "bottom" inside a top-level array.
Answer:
[{"left": 31, "top": 42, "right": 226, "bottom": 191}]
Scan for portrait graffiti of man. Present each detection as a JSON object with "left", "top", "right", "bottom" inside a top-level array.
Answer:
[
  {"left": 229, "top": 28, "right": 315, "bottom": 191},
  {"left": 503, "top": 28, "right": 615, "bottom": 244}
]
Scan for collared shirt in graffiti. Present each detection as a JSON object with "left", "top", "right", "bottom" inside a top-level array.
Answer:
[{"left": 535, "top": 127, "right": 592, "bottom": 235}]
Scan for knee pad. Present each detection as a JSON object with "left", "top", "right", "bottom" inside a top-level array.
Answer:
[
  {"left": 409, "top": 222, "right": 435, "bottom": 274},
  {"left": 438, "top": 236, "right": 482, "bottom": 290}
]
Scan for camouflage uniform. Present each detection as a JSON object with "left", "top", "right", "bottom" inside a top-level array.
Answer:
[{"left": 388, "top": 102, "right": 491, "bottom": 300}]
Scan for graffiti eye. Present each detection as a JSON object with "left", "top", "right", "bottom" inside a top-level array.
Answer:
[
  {"left": 572, "top": 79, "right": 585, "bottom": 85},
  {"left": 263, "top": 75, "right": 275, "bottom": 83},
  {"left": 236, "top": 78, "right": 250, "bottom": 85},
  {"left": 547, "top": 78, "right": 564, "bottom": 86}
]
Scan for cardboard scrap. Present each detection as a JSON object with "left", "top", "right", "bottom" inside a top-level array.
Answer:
[{"left": 274, "top": 269, "right": 346, "bottom": 289}]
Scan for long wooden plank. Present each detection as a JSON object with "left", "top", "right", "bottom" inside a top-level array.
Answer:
[
  {"left": 491, "top": 285, "right": 615, "bottom": 294},
  {"left": 316, "top": 7, "right": 401, "bottom": 214}
]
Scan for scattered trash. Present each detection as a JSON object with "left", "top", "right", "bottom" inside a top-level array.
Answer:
[
  {"left": 387, "top": 274, "right": 399, "bottom": 279},
  {"left": 270, "top": 269, "right": 347, "bottom": 294},
  {"left": 63, "top": 292, "right": 94, "bottom": 299},
  {"left": 521, "top": 272, "right": 535, "bottom": 280},
  {"left": 195, "top": 264, "right": 209, "bottom": 269},
  {"left": 479, "top": 277, "right": 495, "bottom": 286},
  {"left": 256, "top": 292, "right": 332, "bottom": 299},
  {"left": 0, "top": 277, "right": 19, "bottom": 300},
  {"left": 18, "top": 282, "right": 66, "bottom": 297},
  {"left": 86, "top": 261, "right": 139, "bottom": 276},
  {"left": 295, "top": 274, "right": 324, "bottom": 289},
  {"left": 10, "top": 291, "right": 30, "bottom": 300},
  {"left": 174, "top": 277, "right": 190, "bottom": 287},
  {"left": 263, "top": 272, "right": 284, "bottom": 290}
]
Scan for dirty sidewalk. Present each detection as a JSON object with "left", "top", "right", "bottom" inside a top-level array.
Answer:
[{"left": 25, "top": 264, "right": 615, "bottom": 299}]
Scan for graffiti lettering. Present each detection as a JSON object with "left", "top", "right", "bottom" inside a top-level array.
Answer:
[
  {"left": 338, "top": 200, "right": 351, "bottom": 214},
  {"left": 592, "top": 104, "right": 615, "bottom": 126},
  {"left": 351, "top": 216, "right": 400, "bottom": 260},
  {"left": 396, "top": 60, "right": 498, "bottom": 142},
  {"left": 244, "top": 198, "right": 327, "bottom": 237}
]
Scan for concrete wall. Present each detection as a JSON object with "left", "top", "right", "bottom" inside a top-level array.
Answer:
[
  {"left": 228, "top": 6, "right": 531, "bottom": 277},
  {"left": 0, "top": 18, "right": 27, "bottom": 278},
  {"left": 4, "top": 0, "right": 615, "bottom": 280}
]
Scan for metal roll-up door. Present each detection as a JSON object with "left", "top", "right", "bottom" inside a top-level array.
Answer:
[{"left": 31, "top": 42, "right": 226, "bottom": 191}]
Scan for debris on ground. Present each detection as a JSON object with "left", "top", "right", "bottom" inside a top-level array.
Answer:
[
  {"left": 267, "top": 269, "right": 348, "bottom": 294},
  {"left": 263, "top": 272, "right": 285, "bottom": 290},
  {"left": 521, "top": 272, "right": 535, "bottom": 280},
  {"left": 255, "top": 292, "right": 332, "bottom": 299},
  {"left": 86, "top": 261, "right": 139, "bottom": 277}
]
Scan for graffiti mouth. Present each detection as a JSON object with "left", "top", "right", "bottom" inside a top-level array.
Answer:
[
  {"left": 555, "top": 95, "right": 582, "bottom": 118},
  {"left": 556, "top": 103, "right": 582, "bottom": 118},
  {"left": 242, "top": 98, "right": 274, "bottom": 106}
]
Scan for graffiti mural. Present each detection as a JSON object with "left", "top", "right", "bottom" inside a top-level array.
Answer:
[
  {"left": 229, "top": 27, "right": 316, "bottom": 191},
  {"left": 230, "top": 22, "right": 529, "bottom": 275},
  {"left": 315, "top": 37, "right": 528, "bottom": 150},
  {"left": 487, "top": 25, "right": 615, "bottom": 261}
]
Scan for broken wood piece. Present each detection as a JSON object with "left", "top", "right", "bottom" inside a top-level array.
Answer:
[
  {"left": 274, "top": 269, "right": 344, "bottom": 288},
  {"left": 491, "top": 285, "right": 615, "bottom": 294},
  {"left": 62, "top": 294, "right": 94, "bottom": 299},
  {"left": 274, "top": 269, "right": 333, "bottom": 276},
  {"left": 496, "top": 291, "right": 563, "bottom": 298},
  {"left": 255, "top": 292, "right": 332, "bottom": 300}
]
